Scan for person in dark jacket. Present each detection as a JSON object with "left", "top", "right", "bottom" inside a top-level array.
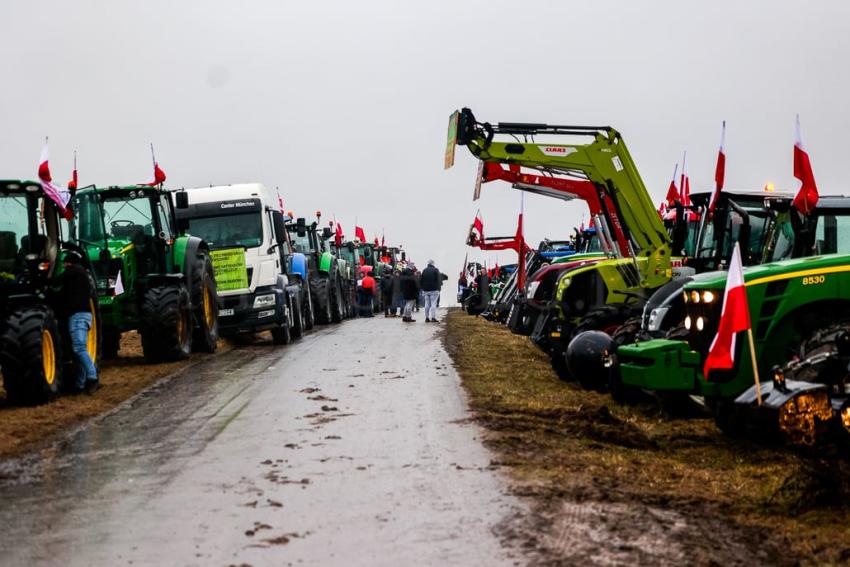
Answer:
[
  {"left": 357, "top": 271, "right": 376, "bottom": 317},
  {"left": 54, "top": 251, "right": 99, "bottom": 394},
  {"left": 400, "top": 266, "right": 420, "bottom": 322},
  {"left": 380, "top": 268, "right": 395, "bottom": 317},
  {"left": 420, "top": 259, "right": 442, "bottom": 322}
]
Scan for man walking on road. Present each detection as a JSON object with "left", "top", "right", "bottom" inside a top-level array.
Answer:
[
  {"left": 420, "top": 259, "right": 442, "bottom": 323},
  {"left": 400, "top": 266, "right": 419, "bottom": 322}
]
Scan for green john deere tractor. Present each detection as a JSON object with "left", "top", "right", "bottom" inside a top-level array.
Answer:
[
  {"left": 70, "top": 185, "right": 219, "bottom": 362},
  {"left": 618, "top": 196, "right": 850, "bottom": 443},
  {"left": 286, "top": 217, "right": 347, "bottom": 324},
  {"left": 0, "top": 180, "right": 101, "bottom": 404},
  {"left": 450, "top": 108, "right": 676, "bottom": 378}
]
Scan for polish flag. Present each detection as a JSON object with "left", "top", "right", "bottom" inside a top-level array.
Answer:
[
  {"left": 141, "top": 144, "right": 167, "bottom": 186},
  {"left": 38, "top": 140, "right": 73, "bottom": 219},
  {"left": 680, "top": 152, "right": 691, "bottom": 207},
  {"left": 709, "top": 122, "right": 726, "bottom": 216},
  {"left": 468, "top": 212, "right": 484, "bottom": 245},
  {"left": 703, "top": 242, "right": 751, "bottom": 380},
  {"left": 792, "top": 115, "right": 819, "bottom": 215},
  {"left": 335, "top": 222, "right": 343, "bottom": 247},
  {"left": 68, "top": 151, "right": 79, "bottom": 192},
  {"left": 515, "top": 193, "right": 527, "bottom": 291},
  {"left": 665, "top": 163, "right": 680, "bottom": 206},
  {"left": 355, "top": 226, "right": 366, "bottom": 242}
]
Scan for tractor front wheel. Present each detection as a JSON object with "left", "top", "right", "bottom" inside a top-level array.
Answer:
[
  {"left": 0, "top": 307, "right": 62, "bottom": 405},
  {"left": 290, "top": 293, "right": 304, "bottom": 339},
  {"left": 311, "top": 277, "right": 332, "bottom": 325},
  {"left": 141, "top": 285, "right": 192, "bottom": 362}
]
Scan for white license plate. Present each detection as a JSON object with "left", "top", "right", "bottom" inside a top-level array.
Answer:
[
  {"left": 219, "top": 308, "right": 235, "bottom": 317},
  {"left": 258, "top": 309, "right": 275, "bottom": 318}
]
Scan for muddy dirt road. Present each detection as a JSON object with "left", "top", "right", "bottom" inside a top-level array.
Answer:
[{"left": 0, "top": 313, "right": 521, "bottom": 566}]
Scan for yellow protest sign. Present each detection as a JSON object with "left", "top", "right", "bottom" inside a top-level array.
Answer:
[{"left": 210, "top": 248, "right": 248, "bottom": 291}]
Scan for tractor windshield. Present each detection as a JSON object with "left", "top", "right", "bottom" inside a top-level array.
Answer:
[
  {"left": 100, "top": 196, "right": 156, "bottom": 242},
  {"left": 0, "top": 194, "right": 54, "bottom": 274},
  {"left": 184, "top": 213, "right": 263, "bottom": 249},
  {"left": 695, "top": 203, "right": 772, "bottom": 266},
  {"left": 288, "top": 231, "right": 313, "bottom": 255}
]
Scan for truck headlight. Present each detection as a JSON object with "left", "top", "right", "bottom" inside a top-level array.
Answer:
[
  {"left": 527, "top": 281, "right": 540, "bottom": 298},
  {"left": 646, "top": 306, "right": 669, "bottom": 332},
  {"left": 253, "top": 294, "right": 276, "bottom": 308}
]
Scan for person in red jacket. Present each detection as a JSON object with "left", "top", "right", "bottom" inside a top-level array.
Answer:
[{"left": 357, "top": 270, "right": 376, "bottom": 317}]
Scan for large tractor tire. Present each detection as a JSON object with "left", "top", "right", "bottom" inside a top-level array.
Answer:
[
  {"left": 290, "top": 293, "right": 304, "bottom": 339},
  {"left": 311, "top": 277, "right": 333, "bottom": 325},
  {"left": 140, "top": 285, "right": 192, "bottom": 362},
  {"left": 330, "top": 276, "right": 344, "bottom": 323},
  {"left": 190, "top": 252, "right": 219, "bottom": 353},
  {"left": 570, "top": 305, "right": 638, "bottom": 390},
  {"left": 0, "top": 307, "right": 62, "bottom": 405},
  {"left": 303, "top": 288, "right": 315, "bottom": 330}
]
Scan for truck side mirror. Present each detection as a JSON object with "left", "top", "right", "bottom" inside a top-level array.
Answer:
[
  {"left": 175, "top": 191, "right": 189, "bottom": 209},
  {"left": 272, "top": 212, "right": 286, "bottom": 244}
]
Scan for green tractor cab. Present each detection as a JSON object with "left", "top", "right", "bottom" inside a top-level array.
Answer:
[
  {"left": 286, "top": 217, "right": 348, "bottom": 324},
  {"left": 70, "top": 185, "right": 218, "bottom": 361},
  {"left": 618, "top": 196, "right": 850, "bottom": 441},
  {"left": 0, "top": 180, "right": 101, "bottom": 403}
]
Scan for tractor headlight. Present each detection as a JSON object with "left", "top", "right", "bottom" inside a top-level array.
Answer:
[
  {"left": 702, "top": 290, "right": 716, "bottom": 303},
  {"left": 684, "top": 315, "right": 692, "bottom": 330},
  {"left": 527, "top": 281, "right": 540, "bottom": 298},
  {"left": 683, "top": 291, "right": 689, "bottom": 303},
  {"left": 841, "top": 404, "right": 850, "bottom": 433},
  {"left": 253, "top": 294, "right": 276, "bottom": 308},
  {"left": 690, "top": 290, "right": 700, "bottom": 304},
  {"left": 695, "top": 316, "right": 705, "bottom": 331},
  {"left": 646, "top": 306, "right": 669, "bottom": 332}
]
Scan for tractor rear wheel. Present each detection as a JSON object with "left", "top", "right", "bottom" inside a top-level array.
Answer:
[
  {"left": 141, "top": 285, "right": 192, "bottom": 362},
  {"left": 303, "top": 288, "right": 315, "bottom": 330},
  {"left": 312, "top": 277, "right": 332, "bottom": 324},
  {"left": 190, "top": 253, "right": 219, "bottom": 353},
  {"left": 1, "top": 307, "right": 62, "bottom": 405}
]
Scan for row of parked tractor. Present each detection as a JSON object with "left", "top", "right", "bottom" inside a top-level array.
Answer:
[
  {"left": 0, "top": 179, "right": 403, "bottom": 405},
  {"left": 448, "top": 107, "right": 850, "bottom": 448}
]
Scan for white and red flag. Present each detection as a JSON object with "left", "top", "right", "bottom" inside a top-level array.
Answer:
[
  {"left": 335, "top": 222, "right": 344, "bottom": 247},
  {"left": 37, "top": 139, "right": 73, "bottom": 219},
  {"left": 680, "top": 152, "right": 691, "bottom": 207},
  {"left": 703, "top": 242, "right": 751, "bottom": 380},
  {"left": 708, "top": 121, "right": 726, "bottom": 215},
  {"left": 468, "top": 211, "right": 484, "bottom": 245},
  {"left": 792, "top": 115, "right": 819, "bottom": 214},
  {"left": 141, "top": 143, "right": 167, "bottom": 186},
  {"left": 516, "top": 193, "right": 527, "bottom": 291},
  {"left": 68, "top": 150, "right": 79, "bottom": 192}
]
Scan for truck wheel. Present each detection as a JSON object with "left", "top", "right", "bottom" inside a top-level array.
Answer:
[
  {"left": 311, "top": 277, "right": 332, "bottom": 324},
  {"left": 0, "top": 307, "right": 62, "bottom": 405},
  {"left": 103, "top": 328, "right": 121, "bottom": 359},
  {"left": 141, "top": 286, "right": 192, "bottom": 362},
  {"left": 190, "top": 252, "right": 219, "bottom": 353},
  {"left": 291, "top": 293, "right": 304, "bottom": 339},
  {"left": 271, "top": 321, "right": 291, "bottom": 345},
  {"left": 330, "top": 278, "right": 344, "bottom": 323}
]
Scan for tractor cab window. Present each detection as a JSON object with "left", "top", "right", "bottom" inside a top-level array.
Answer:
[
  {"left": 814, "top": 214, "right": 850, "bottom": 255},
  {"left": 0, "top": 195, "right": 32, "bottom": 272},
  {"left": 288, "top": 230, "right": 312, "bottom": 255},
  {"left": 101, "top": 195, "right": 155, "bottom": 242},
  {"left": 158, "top": 194, "right": 174, "bottom": 241}
]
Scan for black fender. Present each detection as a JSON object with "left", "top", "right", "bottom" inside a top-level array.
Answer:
[{"left": 181, "top": 236, "right": 209, "bottom": 281}]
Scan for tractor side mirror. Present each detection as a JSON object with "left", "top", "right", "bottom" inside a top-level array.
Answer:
[
  {"left": 347, "top": 242, "right": 355, "bottom": 252},
  {"left": 296, "top": 217, "right": 307, "bottom": 237},
  {"left": 175, "top": 191, "right": 189, "bottom": 209},
  {"left": 401, "top": 251, "right": 406, "bottom": 261},
  {"left": 322, "top": 227, "right": 332, "bottom": 239}
]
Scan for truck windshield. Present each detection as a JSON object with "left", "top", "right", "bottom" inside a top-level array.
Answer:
[{"left": 186, "top": 213, "right": 263, "bottom": 248}]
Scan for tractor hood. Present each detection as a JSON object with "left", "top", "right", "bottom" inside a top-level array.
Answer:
[{"left": 683, "top": 254, "right": 850, "bottom": 290}]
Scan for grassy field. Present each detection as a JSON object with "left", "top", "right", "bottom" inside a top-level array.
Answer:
[{"left": 445, "top": 309, "right": 850, "bottom": 565}]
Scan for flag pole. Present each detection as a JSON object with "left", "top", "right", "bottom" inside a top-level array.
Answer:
[{"left": 747, "top": 329, "right": 762, "bottom": 405}]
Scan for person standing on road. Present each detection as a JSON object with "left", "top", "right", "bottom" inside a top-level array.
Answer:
[
  {"left": 358, "top": 270, "right": 376, "bottom": 317},
  {"left": 54, "top": 251, "right": 99, "bottom": 394},
  {"left": 400, "top": 266, "right": 419, "bottom": 322},
  {"left": 391, "top": 268, "right": 403, "bottom": 316},
  {"left": 420, "top": 259, "right": 442, "bottom": 323},
  {"left": 381, "top": 267, "right": 395, "bottom": 317}
]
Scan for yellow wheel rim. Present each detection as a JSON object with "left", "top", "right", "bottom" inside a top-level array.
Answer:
[
  {"left": 87, "top": 299, "right": 98, "bottom": 362},
  {"left": 42, "top": 329, "right": 56, "bottom": 386},
  {"left": 203, "top": 285, "right": 214, "bottom": 327}
]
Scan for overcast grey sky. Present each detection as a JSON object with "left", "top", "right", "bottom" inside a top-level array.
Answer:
[{"left": 2, "top": 0, "right": 848, "bottom": 291}]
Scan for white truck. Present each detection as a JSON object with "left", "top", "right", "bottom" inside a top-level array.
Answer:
[{"left": 175, "top": 183, "right": 312, "bottom": 344}]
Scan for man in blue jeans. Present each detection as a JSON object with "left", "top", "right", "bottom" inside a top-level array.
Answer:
[{"left": 56, "top": 251, "right": 99, "bottom": 394}]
